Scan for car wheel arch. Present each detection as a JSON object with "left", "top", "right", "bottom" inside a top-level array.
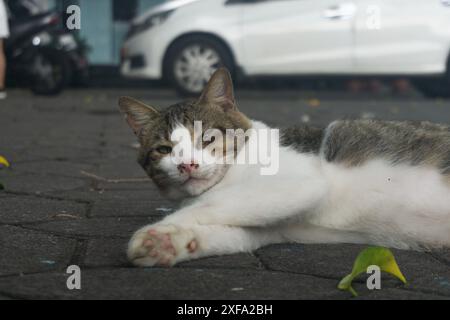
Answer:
[{"left": 162, "top": 32, "right": 237, "bottom": 80}]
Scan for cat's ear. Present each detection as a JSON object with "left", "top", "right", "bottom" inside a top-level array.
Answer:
[
  {"left": 199, "top": 68, "right": 236, "bottom": 112},
  {"left": 118, "top": 96, "right": 159, "bottom": 135}
]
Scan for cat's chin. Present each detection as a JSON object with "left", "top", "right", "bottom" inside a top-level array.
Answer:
[
  {"left": 166, "top": 175, "right": 225, "bottom": 200},
  {"left": 159, "top": 178, "right": 213, "bottom": 200},
  {"left": 158, "top": 166, "right": 230, "bottom": 200},
  {"left": 177, "top": 177, "right": 213, "bottom": 197}
]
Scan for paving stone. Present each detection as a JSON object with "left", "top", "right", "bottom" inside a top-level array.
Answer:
[
  {"left": 9, "top": 160, "right": 96, "bottom": 179},
  {"left": 0, "top": 194, "right": 86, "bottom": 224},
  {"left": 256, "top": 243, "right": 366, "bottom": 279},
  {"left": 0, "top": 172, "right": 86, "bottom": 194},
  {"left": 97, "top": 159, "right": 148, "bottom": 180},
  {"left": 1, "top": 89, "right": 450, "bottom": 299},
  {"left": 29, "top": 217, "right": 159, "bottom": 238},
  {"left": 393, "top": 250, "right": 450, "bottom": 280},
  {"left": 102, "top": 146, "right": 137, "bottom": 159},
  {"left": 0, "top": 268, "right": 349, "bottom": 300},
  {"left": 403, "top": 270, "right": 450, "bottom": 297},
  {"left": 38, "top": 136, "right": 104, "bottom": 150},
  {"left": 354, "top": 288, "right": 450, "bottom": 300},
  {"left": 43, "top": 116, "right": 103, "bottom": 139},
  {"left": 178, "top": 254, "right": 262, "bottom": 270},
  {"left": 0, "top": 146, "right": 28, "bottom": 165},
  {"left": 45, "top": 187, "right": 164, "bottom": 203},
  {"left": 95, "top": 181, "right": 157, "bottom": 192},
  {"left": 84, "top": 238, "right": 129, "bottom": 267},
  {"left": 0, "top": 226, "right": 76, "bottom": 276},
  {"left": 256, "top": 243, "right": 450, "bottom": 298},
  {"left": 90, "top": 199, "right": 175, "bottom": 218},
  {"left": 431, "top": 248, "right": 450, "bottom": 266},
  {"left": 11, "top": 145, "right": 101, "bottom": 163},
  {"left": 256, "top": 244, "right": 450, "bottom": 285}
]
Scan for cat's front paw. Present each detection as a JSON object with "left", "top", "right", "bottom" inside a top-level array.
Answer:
[{"left": 127, "top": 224, "right": 199, "bottom": 267}]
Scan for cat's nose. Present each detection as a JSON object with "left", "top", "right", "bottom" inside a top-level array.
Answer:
[{"left": 177, "top": 162, "right": 199, "bottom": 174}]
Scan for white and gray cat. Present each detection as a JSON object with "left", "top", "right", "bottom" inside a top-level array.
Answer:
[{"left": 119, "top": 68, "right": 450, "bottom": 267}]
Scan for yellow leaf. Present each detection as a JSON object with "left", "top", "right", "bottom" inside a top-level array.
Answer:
[
  {"left": 307, "top": 98, "right": 321, "bottom": 107},
  {"left": 382, "top": 259, "right": 407, "bottom": 284},
  {"left": 338, "top": 247, "right": 407, "bottom": 297},
  {"left": 0, "top": 155, "right": 10, "bottom": 168}
]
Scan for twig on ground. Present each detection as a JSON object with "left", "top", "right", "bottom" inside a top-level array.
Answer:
[{"left": 80, "top": 171, "right": 150, "bottom": 183}]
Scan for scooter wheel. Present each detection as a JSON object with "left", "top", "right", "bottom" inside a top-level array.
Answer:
[{"left": 31, "top": 49, "right": 72, "bottom": 96}]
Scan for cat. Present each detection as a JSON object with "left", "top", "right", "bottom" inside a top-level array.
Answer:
[{"left": 118, "top": 68, "right": 450, "bottom": 267}]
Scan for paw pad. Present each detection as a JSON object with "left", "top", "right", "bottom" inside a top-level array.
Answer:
[{"left": 128, "top": 224, "right": 198, "bottom": 267}]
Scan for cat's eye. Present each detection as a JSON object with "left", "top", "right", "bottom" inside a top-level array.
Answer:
[
  {"left": 155, "top": 146, "right": 172, "bottom": 154},
  {"left": 203, "top": 135, "right": 216, "bottom": 147}
]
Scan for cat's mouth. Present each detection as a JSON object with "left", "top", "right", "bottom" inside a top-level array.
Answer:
[{"left": 181, "top": 176, "right": 209, "bottom": 186}]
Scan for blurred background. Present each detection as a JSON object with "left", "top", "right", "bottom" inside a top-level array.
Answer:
[{"left": 3, "top": 0, "right": 450, "bottom": 97}]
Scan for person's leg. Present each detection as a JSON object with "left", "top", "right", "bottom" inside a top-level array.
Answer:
[{"left": 0, "top": 39, "right": 5, "bottom": 90}]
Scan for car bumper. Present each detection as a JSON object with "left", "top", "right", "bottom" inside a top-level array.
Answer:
[{"left": 120, "top": 30, "right": 165, "bottom": 80}]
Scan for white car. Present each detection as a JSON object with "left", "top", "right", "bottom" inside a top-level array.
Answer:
[{"left": 121, "top": 0, "right": 450, "bottom": 96}]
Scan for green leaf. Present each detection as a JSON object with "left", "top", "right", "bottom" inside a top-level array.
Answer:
[{"left": 338, "top": 247, "right": 407, "bottom": 297}]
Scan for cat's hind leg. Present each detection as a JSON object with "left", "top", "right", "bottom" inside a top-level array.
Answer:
[{"left": 127, "top": 223, "right": 283, "bottom": 267}]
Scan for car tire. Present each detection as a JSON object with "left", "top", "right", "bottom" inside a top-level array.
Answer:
[
  {"left": 164, "top": 35, "right": 235, "bottom": 97},
  {"left": 414, "top": 77, "right": 450, "bottom": 98},
  {"left": 414, "top": 59, "right": 450, "bottom": 98},
  {"left": 31, "top": 49, "right": 71, "bottom": 96}
]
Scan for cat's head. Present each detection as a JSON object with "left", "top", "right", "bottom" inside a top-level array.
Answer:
[{"left": 118, "top": 68, "right": 251, "bottom": 199}]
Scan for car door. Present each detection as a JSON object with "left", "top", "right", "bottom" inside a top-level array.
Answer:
[
  {"left": 353, "top": 0, "right": 449, "bottom": 74},
  {"left": 236, "top": 0, "right": 356, "bottom": 75}
]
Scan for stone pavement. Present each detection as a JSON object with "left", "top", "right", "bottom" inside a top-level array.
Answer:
[{"left": 0, "top": 89, "right": 449, "bottom": 300}]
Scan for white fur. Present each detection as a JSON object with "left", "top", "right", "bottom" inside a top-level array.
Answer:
[{"left": 128, "top": 120, "right": 450, "bottom": 267}]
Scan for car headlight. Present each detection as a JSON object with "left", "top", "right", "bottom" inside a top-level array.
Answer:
[{"left": 126, "top": 10, "right": 174, "bottom": 39}]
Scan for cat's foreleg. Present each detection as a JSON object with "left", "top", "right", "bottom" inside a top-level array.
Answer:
[
  {"left": 127, "top": 222, "right": 283, "bottom": 267},
  {"left": 164, "top": 177, "right": 328, "bottom": 228}
]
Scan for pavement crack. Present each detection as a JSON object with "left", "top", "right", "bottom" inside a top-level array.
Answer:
[
  {"left": 428, "top": 251, "right": 450, "bottom": 268},
  {"left": 398, "top": 286, "right": 450, "bottom": 298},
  {"left": 69, "top": 240, "right": 89, "bottom": 266},
  {"left": 2, "top": 224, "right": 128, "bottom": 241},
  {"left": 0, "top": 290, "right": 28, "bottom": 300},
  {"left": 251, "top": 251, "right": 270, "bottom": 271},
  {"left": 85, "top": 202, "right": 94, "bottom": 218},
  {"left": 252, "top": 251, "right": 341, "bottom": 282},
  {"left": 2, "top": 190, "right": 91, "bottom": 205}
]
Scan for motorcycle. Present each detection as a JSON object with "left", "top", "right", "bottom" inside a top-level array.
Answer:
[{"left": 5, "top": 10, "right": 89, "bottom": 95}]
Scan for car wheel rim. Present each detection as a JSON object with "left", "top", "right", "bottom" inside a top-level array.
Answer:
[{"left": 174, "top": 44, "right": 221, "bottom": 93}]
